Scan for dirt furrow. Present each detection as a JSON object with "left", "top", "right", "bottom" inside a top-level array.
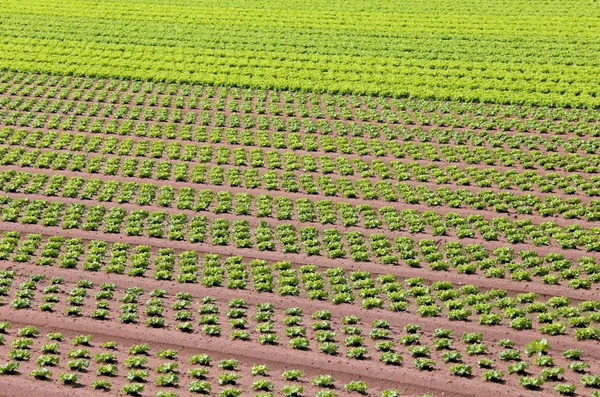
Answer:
[
  {"left": 0, "top": 260, "right": 595, "bottom": 352},
  {"left": 0, "top": 308, "right": 542, "bottom": 397}
]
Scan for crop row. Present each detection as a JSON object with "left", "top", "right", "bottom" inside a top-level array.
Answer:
[
  {"left": 2, "top": 277, "right": 600, "bottom": 395},
  {"left": 4, "top": 125, "right": 600, "bottom": 178},
  {"left": 3, "top": 104, "right": 600, "bottom": 161},
  {"left": 2, "top": 91, "right": 599, "bottom": 141},
  {"left": 0, "top": 322, "right": 396, "bottom": 397},
  {"left": 2, "top": 72, "right": 599, "bottom": 126},
  {"left": 4, "top": 195, "right": 600, "bottom": 253},
  {"left": 2, "top": 170, "right": 600, "bottom": 223},
  {"left": 3, "top": 255, "right": 600, "bottom": 339},
  {"left": 4, "top": 145, "right": 600, "bottom": 203},
  {"left": 3, "top": 127, "right": 600, "bottom": 176},
  {"left": 3, "top": 232, "right": 600, "bottom": 314}
]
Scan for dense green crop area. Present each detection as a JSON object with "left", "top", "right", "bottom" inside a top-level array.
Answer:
[{"left": 0, "top": 0, "right": 598, "bottom": 107}]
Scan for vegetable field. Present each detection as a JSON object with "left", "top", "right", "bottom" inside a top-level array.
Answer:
[
  {"left": 1, "top": 0, "right": 599, "bottom": 107},
  {"left": 0, "top": 1, "right": 599, "bottom": 397}
]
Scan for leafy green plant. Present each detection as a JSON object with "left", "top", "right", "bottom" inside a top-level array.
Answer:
[
  {"left": 524, "top": 339, "right": 550, "bottom": 356},
  {"left": 218, "top": 372, "right": 240, "bottom": 385},
  {"left": 156, "top": 362, "right": 178, "bottom": 373},
  {"left": 562, "top": 349, "right": 583, "bottom": 360},
  {"left": 380, "top": 351, "right": 402, "bottom": 365},
  {"left": 477, "top": 358, "right": 495, "bottom": 368},
  {"left": 29, "top": 367, "right": 52, "bottom": 379},
  {"left": 312, "top": 374, "right": 335, "bottom": 388},
  {"left": 414, "top": 358, "right": 435, "bottom": 370},
  {"left": 481, "top": 370, "right": 504, "bottom": 382},
  {"left": 581, "top": 374, "right": 600, "bottom": 387},
  {"left": 96, "top": 364, "right": 118, "bottom": 376},
  {"left": 252, "top": 380, "right": 275, "bottom": 391},
  {"left": 567, "top": 361, "right": 589, "bottom": 373},
  {"left": 498, "top": 349, "right": 520, "bottom": 361},
  {"left": 220, "top": 388, "right": 243, "bottom": 397},
  {"left": 344, "top": 381, "right": 368, "bottom": 393},
  {"left": 155, "top": 373, "right": 180, "bottom": 386},
  {"left": 127, "top": 369, "right": 149, "bottom": 381},
  {"left": 155, "top": 392, "right": 179, "bottom": 397},
  {"left": 219, "top": 359, "right": 239, "bottom": 370},
  {"left": 121, "top": 383, "right": 145, "bottom": 395},
  {"left": 316, "top": 391, "right": 338, "bottom": 397},
  {"left": 282, "top": 370, "right": 303, "bottom": 381},
  {"left": 251, "top": 364, "right": 269, "bottom": 376},
  {"left": 189, "top": 354, "right": 211, "bottom": 365},
  {"left": 497, "top": 339, "right": 515, "bottom": 348},
  {"left": 381, "top": 389, "right": 400, "bottom": 397},
  {"left": 188, "top": 380, "right": 211, "bottom": 393},
  {"left": 449, "top": 364, "right": 472, "bottom": 377},
  {"left": 540, "top": 366, "right": 564, "bottom": 381},
  {"left": 17, "top": 325, "right": 39, "bottom": 337},
  {"left": 519, "top": 376, "right": 543, "bottom": 389},
  {"left": 534, "top": 356, "right": 554, "bottom": 367},
  {"left": 157, "top": 349, "right": 178, "bottom": 359},
  {"left": 0, "top": 361, "right": 19, "bottom": 375},
  {"left": 71, "top": 334, "right": 92, "bottom": 346},
  {"left": 91, "top": 379, "right": 112, "bottom": 390},
  {"left": 59, "top": 372, "right": 80, "bottom": 384},
  {"left": 554, "top": 384, "right": 576, "bottom": 395},
  {"left": 507, "top": 361, "right": 529, "bottom": 375}
]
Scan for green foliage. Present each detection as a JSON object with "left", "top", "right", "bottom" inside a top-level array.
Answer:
[
  {"left": 17, "top": 325, "right": 39, "bottom": 337},
  {"left": 218, "top": 359, "right": 239, "bottom": 370},
  {"left": 121, "top": 383, "right": 145, "bottom": 395},
  {"left": 59, "top": 372, "right": 80, "bottom": 384},
  {"left": 481, "top": 370, "right": 504, "bottom": 382},
  {"left": 282, "top": 370, "right": 303, "bottom": 381},
  {"left": 281, "top": 385, "right": 303, "bottom": 397},
  {"left": 29, "top": 367, "right": 52, "bottom": 379},
  {"left": 449, "top": 364, "right": 472, "bottom": 377},
  {"left": 251, "top": 364, "right": 269, "bottom": 376},
  {"left": 312, "top": 374, "right": 335, "bottom": 388},
  {"left": 524, "top": 339, "right": 550, "bottom": 356},
  {"left": 188, "top": 380, "right": 211, "bottom": 393},
  {"left": 91, "top": 379, "right": 112, "bottom": 389},
  {"left": 519, "top": 376, "right": 543, "bottom": 389},
  {"left": 414, "top": 358, "right": 436, "bottom": 370},
  {"left": 344, "top": 381, "right": 368, "bottom": 393},
  {"left": 554, "top": 384, "right": 576, "bottom": 395},
  {"left": 0, "top": 361, "right": 19, "bottom": 375},
  {"left": 1, "top": 1, "right": 598, "bottom": 108}
]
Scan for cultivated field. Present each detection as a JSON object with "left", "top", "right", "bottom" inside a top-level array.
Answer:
[{"left": 0, "top": 1, "right": 599, "bottom": 397}]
